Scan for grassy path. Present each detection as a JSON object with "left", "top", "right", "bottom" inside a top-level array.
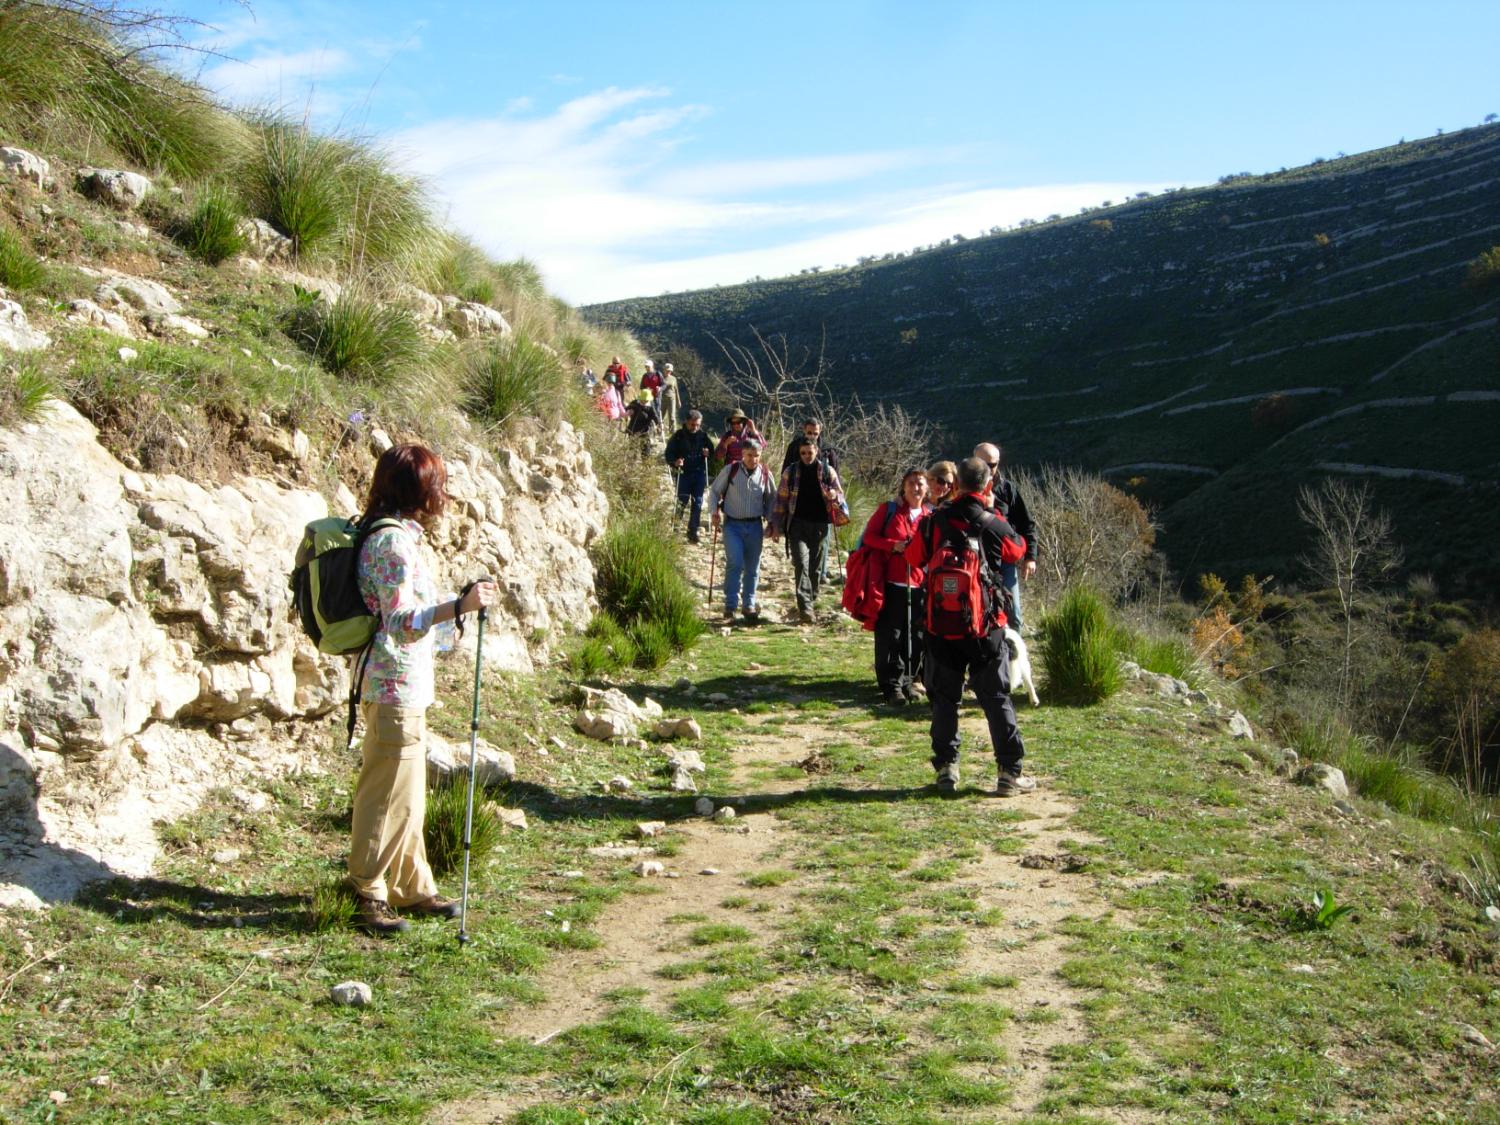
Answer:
[{"left": 2, "top": 534, "right": 1498, "bottom": 1121}]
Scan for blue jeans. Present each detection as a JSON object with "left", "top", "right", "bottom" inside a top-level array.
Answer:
[
  {"left": 1002, "top": 562, "right": 1023, "bottom": 633},
  {"left": 722, "top": 519, "right": 764, "bottom": 611}
]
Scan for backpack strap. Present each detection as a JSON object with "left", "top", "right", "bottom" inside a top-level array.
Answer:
[{"left": 344, "top": 515, "right": 407, "bottom": 748}]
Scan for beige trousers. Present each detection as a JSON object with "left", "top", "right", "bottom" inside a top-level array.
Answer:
[{"left": 347, "top": 702, "right": 437, "bottom": 907}]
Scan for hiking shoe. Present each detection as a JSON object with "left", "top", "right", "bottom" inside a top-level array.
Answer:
[
  {"left": 797, "top": 609, "right": 815, "bottom": 625},
  {"left": 407, "top": 894, "right": 462, "bottom": 920},
  {"left": 994, "top": 769, "right": 1038, "bottom": 796},
  {"left": 354, "top": 895, "right": 409, "bottom": 936},
  {"left": 687, "top": 533, "right": 700, "bottom": 544},
  {"left": 723, "top": 606, "right": 738, "bottom": 622},
  {"left": 742, "top": 606, "right": 760, "bottom": 622},
  {"left": 934, "top": 763, "right": 959, "bottom": 794}
]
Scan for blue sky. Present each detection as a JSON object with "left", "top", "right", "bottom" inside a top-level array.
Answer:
[{"left": 171, "top": 0, "right": 1500, "bottom": 303}]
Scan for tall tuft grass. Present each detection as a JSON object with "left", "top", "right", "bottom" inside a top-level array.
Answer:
[
  {"left": 244, "top": 120, "right": 349, "bottom": 259},
  {"left": 583, "top": 518, "right": 707, "bottom": 672},
  {"left": 464, "top": 333, "right": 566, "bottom": 429},
  {"left": 424, "top": 780, "right": 503, "bottom": 876},
  {"left": 175, "top": 188, "right": 247, "bottom": 265},
  {"left": 430, "top": 236, "right": 499, "bottom": 303},
  {"left": 1038, "top": 586, "right": 1124, "bottom": 704},
  {"left": 1, "top": 363, "right": 58, "bottom": 425},
  {"left": 1122, "top": 629, "right": 1200, "bottom": 684},
  {"left": 0, "top": 228, "right": 46, "bottom": 292},
  {"left": 286, "top": 288, "right": 426, "bottom": 382},
  {"left": 307, "top": 877, "right": 356, "bottom": 933},
  {"left": 1284, "top": 717, "right": 1468, "bottom": 824}
]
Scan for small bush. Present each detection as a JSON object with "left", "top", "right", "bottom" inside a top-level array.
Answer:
[
  {"left": 464, "top": 333, "right": 565, "bottom": 428},
  {"left": 175, "top": 188, "right": 246, "bottom": 265},
  {"left": 594, "top": 519, "right": 706, "bottom": 659},
  {"left": 1122, "top": 630, "right": 1199, "bottom": 684},
  {"left": 245, "top": 120, "right": 348, "bottom": 258},
  {"left": 1, "top": 362, "right": 57, "bottom": 424},
  {"left": 1038, "top": 586, "right": 1123, "bottom": 704},
  {"left": 286, "top": 290, "right": 426, "bottom": 382},
  {"left": 629, "top": 619, "right": 675, "bottom": 670},
  {"left": 571, "top": 636, "right": 617, "bottom": 679},
  {"left": 0, "top": 228, "right": 45, "bottom": 291},
  {"left": 307, "top": 877, "right": 356, "bottom": 933},
  {"left": 424, "top": 780, "right": 503, "bottom": 876},
  {"left": 1285, "top": 716, "right": 1467, "bottom": 823},
  {"left": 573, "top": 612, "right": 639, "bottom": 676}
]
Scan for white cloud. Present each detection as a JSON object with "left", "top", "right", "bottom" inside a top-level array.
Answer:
[{"left": 201, "top": 47, "right": 356, "bottom": 103}]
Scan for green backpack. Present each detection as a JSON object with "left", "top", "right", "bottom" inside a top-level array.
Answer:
[{"left": 290, "top": 516, "right": 404, "bottom": 655}]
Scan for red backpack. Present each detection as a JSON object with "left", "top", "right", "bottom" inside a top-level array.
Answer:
[{"left": 923, "top": 511, "right": 1001, "bottom": 641}]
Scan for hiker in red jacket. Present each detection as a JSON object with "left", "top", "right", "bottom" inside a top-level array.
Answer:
[
  {"left": 862, "top": 467, "right": 930, "bottom": 705},
  {"left": 640, "top": 360, "right": 663, "bottom": 400},
  {"left": 605, "top": 355, "right": 631, "bottom": 394}
]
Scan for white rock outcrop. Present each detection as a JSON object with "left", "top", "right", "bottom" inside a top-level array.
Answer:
[
  {"left": 66, "top": 298, "right": 136, "bottom": 338},
  {"left": 235, "top": 218, "right": 293, "bottom": 262},
  {"left": 0, "top": 401, "right": 607, "bottom": 908},
  {"left": 94, "top": 271, "right": 182, "bottom": 317},
  {"left": 1, "top": 147, "right": 51, "bottom": 188},
  {"left": 443, "top": 298, "right": 512, "bottom": 339},
  {"left": 79, "top": 168, "right": 152, "bottom": 209},
  {"left": 574, "top": 687, "right": 665, "bottom": 742},
  {"left": 0, "top": 298, "right": 50, "bottom": 351}
]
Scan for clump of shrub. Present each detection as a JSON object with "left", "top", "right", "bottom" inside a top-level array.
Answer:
[
  {"left": 1465, "top": 245, "right": 1500, "bottom": 290},
  {"left": 174, "top": 187, "right": 246, "bottom": 265},
  {"left": 0, "top": 362, "right": 57, "bottom": 425},
  {"left": 424, "top": 780, "right": 503, "bottom": 876},
  {"left": 1038, "top": 585, "right": 1123, "bottom": 704},
  {"left": 245, "top": 120, "right": 348, "bottom": 259},
  {"left": 0, "top": 227, "right": 46, "bottom": 291},
  {"left": 286, "top": 287, "right": 426, "bottom": 382},
  {"left": 465, "top": 333, "right": 565, "bottom": 428},
  {"left": 307, "top": 876, "right": 356, "bottom": 932},
  {"left": 1122, "top": 629, "right": 1199, "bottom": 684}
]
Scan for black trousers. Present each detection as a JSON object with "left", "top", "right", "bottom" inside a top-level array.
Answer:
[
  {"left": 874, "top": 582, "right": 923, "bottom": 694},
  {"left": 924, "top": 629, "right": 1025, "bottom": 773},
  {"left": 787, "top": 516, "right": 830, "bottom": 613}
]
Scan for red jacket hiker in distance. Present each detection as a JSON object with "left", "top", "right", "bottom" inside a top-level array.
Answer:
[{"left": 902, "top": 492, "right": 1026, "bottom": 631}]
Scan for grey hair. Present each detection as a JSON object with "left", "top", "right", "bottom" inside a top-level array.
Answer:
[{"left": 686, "top": 409, "right": 702, "bottom": 421}]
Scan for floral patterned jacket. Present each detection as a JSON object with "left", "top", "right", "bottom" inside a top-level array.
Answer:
[{"left": 356, "top": 519, "right": 453, "bottom": 708}]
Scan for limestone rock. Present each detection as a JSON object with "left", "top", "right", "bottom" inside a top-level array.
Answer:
[
  {"left": 0, "top": 147, "right": 50, "bottom": 187},
  {"left": 634, "top": 860, "right": 665, "bottom": 877},
  {"left": 234, "top": 218, "right": 292, "bottom": 261},
  {"left": 694, "top": 797, "right": 715, "bottom": 817},
  {"left": 156, "top": 314, "right": 209, "bottom": 340},
  {"left": 95, "top": 272, "right": 182, "bottom": 317},
  {"left": 586, "top": 844, "right": 655, "bottom": 858},
  {"left": 1274, "top": 747, "right": 1300, "bottom": 778},
  {"left": 0, "top": 299, "right": 50, "bottom": 351},
  {"left": 1227, "top": 711, "right": 1254, "bottom": 740},
  {"left": 444, "top": 299, "right": 512, "bottom": 339},
  {"left": 497, "top": 807, "right": 528, "bottom": 831},
  {"left": 670, "top": 767, "right": 698, "bottom": 793},
  {"left": 712, "top": 806, "right": 736, "bottom": 823},
  {"left": 606, "top": 775, "right": 633, "bottom": 793},
  {"left": 635, "top": 821, "right": 667, "bottom": 838},
  {"left": 424, "top": 734, "right": 515, "bottom": 788},
  {"left": 396, "top": 284, "right": 444, "bottom": 323},
  {"left": 666, "top": 749, "right": 705, "bottom": 775},
  {"left": 653, "top": 717, "right": 703, "bottom": 741},
  {"left": 79, "top": 168, "right": 152, "bottom": 209},
  {"left": 273, "top": 269, "right": 342, "bottom": 305},
  {"left": 1295, "top": 762, "right": 1349, "bottom": 801},
  {"left": 1457, "top": 1023, "right": 1493, "bottom": 1050},
  {"left": 330, "top": 981, "right": 373, "bottom": 1007},
  {"left": 1483, "top": 905, "right": 1500, "bottom": 927},
  {"left": 66, "top": 299, "right": 135, "bottom": 338}
]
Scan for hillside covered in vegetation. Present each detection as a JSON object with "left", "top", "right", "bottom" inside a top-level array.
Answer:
[{"left": 586, "top": 126, "right": 1500, "bottom": 590}]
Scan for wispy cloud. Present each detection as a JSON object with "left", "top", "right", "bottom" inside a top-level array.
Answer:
[
  {"left": 394, "top": 88, "right": 1175, "bottom": 304},
  {"left": 201, "top": 47, "right": 355, "bottom": 103}
]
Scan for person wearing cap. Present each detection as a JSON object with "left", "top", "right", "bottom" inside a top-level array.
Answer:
[
  {"left": 659, "top": 363, "right": 681, "bottom": 431},
  {"left": 973, "top": 442, "right": 1037, "bottom": 632},
  {"left": 625, "top": 387, "right": 662, "bottom": 445},
  {"left": 708, "top": 438, "right": 775, "bottom": 621},
  {"left": 640, "top": 360, "right": 663, "bottom": 402},
  {"left": 714, "top": 410, "right": 763, "bottom": 466},
  {"left": 664, "top": 409, "right": 714, "bottom": 543}
]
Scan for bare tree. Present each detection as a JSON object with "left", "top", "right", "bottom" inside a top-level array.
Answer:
[
  {"left": 1013, "top": 466, "right": 1157, "bottom": 604},
  {"left": 8, "top": 0, "right": 243, "bottom": 64},
  {"left": 709, "top": 325, "right": 829, "bottom": 444},
  {"left": 1296, "top": 478, "right": 1401, "bottom": 709}
]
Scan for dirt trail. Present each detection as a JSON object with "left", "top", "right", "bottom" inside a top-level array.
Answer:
[{"left": 433, "top": 520, "right": 1123, "bottom": 1123}]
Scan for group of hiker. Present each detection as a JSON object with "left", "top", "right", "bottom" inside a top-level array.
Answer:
[
  {"left": 662, "top": 409, "right": 1040, "bottom": 798},
  {"left": 582, "top": 355, "right": 681, "bottom": 441}
]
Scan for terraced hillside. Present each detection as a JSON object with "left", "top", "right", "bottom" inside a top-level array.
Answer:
[{"left": 586, "top": 126, "right": 1500, "bottom": 589}]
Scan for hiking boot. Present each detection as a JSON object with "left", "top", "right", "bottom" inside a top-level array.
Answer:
[
  {"left": 407, "top": 894, "right": 461, "bottom": 920},
  {"left": 994, "top": 769, "right": 1038, "bottom": 797},
  {"left": 687, "top": 533, "right": 700, "bottom": 544},
  {"left": 354, "top": 894, "right": 409, "bottom": 936},
  {"left": 742, "top": 606, "right": 760, "bottom": 623},
  {"left": 881, "top": 688, "right": 909, "bottom": 708},
  {"left": 797, "top": 609, "right": 815, "bottom": 625},
  {"left": 934, "top": 762, "right": 959, "bottom": 794}
]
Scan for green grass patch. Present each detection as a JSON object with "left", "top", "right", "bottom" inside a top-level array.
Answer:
[
  {"left": 0, "top": 226, "right": 45, "bottom": 291},
  {"left": 424, "top": 779, "right": 502, "bottom": 875},
  {"left": 174, "top": 186, "right": 247, "bottom": 265}
]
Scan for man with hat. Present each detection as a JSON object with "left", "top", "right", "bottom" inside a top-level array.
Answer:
[
  {"left": 714, "top": 410, "right": 763, "bottom": 466},
  {"left": 664, "top": 409, "right": 714, "bottom": 543}
]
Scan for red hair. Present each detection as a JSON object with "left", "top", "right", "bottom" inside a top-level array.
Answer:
[{"left": 364, "top": 444, "right": 447, "bottom": 521}]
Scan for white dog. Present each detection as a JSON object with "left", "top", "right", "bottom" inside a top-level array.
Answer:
[{"left": 1004, "top": 627, "right": 1040, "bottom": 706}]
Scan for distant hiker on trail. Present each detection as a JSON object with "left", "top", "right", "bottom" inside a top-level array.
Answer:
[
  {"left": 862, "top": 467, "right": 930, "bottom": 705},
  {"left": 974, "top": 442, "right": 1037, "bottom": 632},
  {"left": 640, "top": 360, "right": 663, "bottom": 401},
  {"left": 577, "top": 358, "right": 597, "bottom": 392},
  {"left": 709, "top": 438, "right": 775, "bottom": 622},
  {"left": 659, "top": 363, "right": 681, "bottom": 431},
  {"left": 770, "top": 437, "right": 846, "bottom": 625},
  {"left": 903, "top": 456, "right": 1033, "bottom": 797},
  {"left": 714, "top": 409, "right": 763, "bottom": 465},
  {"left": 605, "top": 355, "right": 631, "bottom": 394},
  {"left": 927, "top": 460, "right": 957, "bottom": 508},
  {"left": 350, "top": 444, "right": 498, "bottom": 935},
  {"left": 780, "top": 418, "right": 841, "bottom": 472},
  {"left": 665, "top": 409, "right": 714, "bottom": 543},
  {"left": 625, "top": 389, "right": 662, "bottom": 445},
  {"left": 594, "top": 378, "right": 625, "bottom": 423}
]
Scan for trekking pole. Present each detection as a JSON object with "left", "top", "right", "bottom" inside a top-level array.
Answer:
[
  {"left": 671, "top": 466, "right": 682, "bottom": 529},
  {"left": 706, "top": 519, "right": 719, "bottom": 603},
  {"left": 457, "top": 592, "right": 488, "bottom": 948},
  {"left": 906, "top": 559, "right": 912, "bottom": 684}
]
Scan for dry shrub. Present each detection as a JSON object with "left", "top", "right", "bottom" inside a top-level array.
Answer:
[{"left": 1014, "top": 466, "right": 1156, "bottom": 603}]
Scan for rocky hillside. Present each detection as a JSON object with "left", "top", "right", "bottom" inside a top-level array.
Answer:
[
  {"left": 586, "top": 125, "right": 1500, "bottom": 589},
  {"left": 0, "top": 142, "right": 621, "bottom": 908}
]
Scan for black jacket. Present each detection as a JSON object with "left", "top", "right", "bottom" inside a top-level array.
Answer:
[
  {"left": 625, "top": 400, "right": 661, "bottom": 436},
  {"left": 991, "top": 477, "right": 1036, "bottom": 562},
  {"left": 664, "top": 428, "right": 714, "bottom": 470}
]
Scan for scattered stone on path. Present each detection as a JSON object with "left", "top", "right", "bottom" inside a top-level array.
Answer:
[
  {"left": 635, "top": 821, "right": 667, "bottom": 839},
  {"left": 605, "top": 775, "right": 633, "bottom": 793},
  {"left": 331, "top": 981, "right": 373, "bottom": 1007},
  {"left": 211, "top": 848, "right": 241, "bottom": 865},
  {"left": 653, "top": 717, "right": 703, "bottom": 741},
  {"left": 561, "top": 870, "right": 585, "bottom": 878},
  {"left": 665, "top": 871, "right": 681, "bottom": 879},
  {"left": 712, "top": 806, "right": 736, "bottom": 823},
  {"left": 1484, "top": 905, "right": 1500, "bottom": 927},
  {"left": 1289, "top": 964, "right": 1317, "bottom": 975},
  {"left": 549, "top": 735, "right": 568, "bottom": 751},
  {"left": 1274, "top": 747, "right": 1300, "bottom": 778},
  {"left": 497, "top": 807, "right": 529, "bottom": 831},
  {"left": 666, "top": 749, "right": 706, "bottom": 774},
  {"left": 670, "top": 767, "right": 699, "bottom": 793},
  {"left": 1227, "top": 711, "right": 1255, "bottom": 740},
  {"left": 700, "top": 868, "right": 720, "bottom": 876},
  {"left": 586, "top": 845, "right": 655, "bottom": 859},
  {"left": 1295, "top": 762, "right": 1349, "bottom": 800},
  {"left": 1019, "top": 852, "right": 1089, "bottom": 873},
  {"left": 89, "top": 1076, "right": 111, "bottom": 1088},
  {"left": 1332, "top": 798, "right": 1358, "bottom": 818},
  {"left": 694, "top": 797, "right": 715, "bottom": 816},
  {"left": 634, "top": 860, "right": 665, "bottom": 877}
]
